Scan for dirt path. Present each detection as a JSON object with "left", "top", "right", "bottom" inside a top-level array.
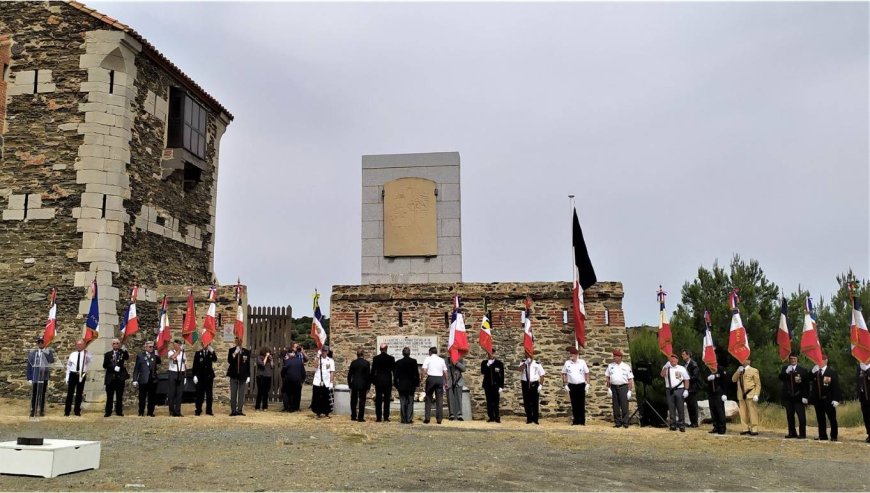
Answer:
[{"left": 0, "top": 398, "right": 868, "bottom": 491}]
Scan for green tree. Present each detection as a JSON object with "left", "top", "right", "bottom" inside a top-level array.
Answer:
[{"left": 291, "top": 316, "right": 329, "bottom": 350}]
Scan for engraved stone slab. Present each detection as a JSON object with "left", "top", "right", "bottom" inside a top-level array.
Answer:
[
  {"left": 383, "top": 177, "right": 437, "bottom": 257},
  {"left": 376, "top": 335, "right": 438, "bottom": 362}
]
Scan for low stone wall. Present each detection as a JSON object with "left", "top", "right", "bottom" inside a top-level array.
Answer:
[{"left": 330, "top": 281, "right": 632, "bottom": 421}]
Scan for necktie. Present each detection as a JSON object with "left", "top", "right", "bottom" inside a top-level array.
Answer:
[{"left": 77, "top": 351, "right": 81, "bottom": 373}]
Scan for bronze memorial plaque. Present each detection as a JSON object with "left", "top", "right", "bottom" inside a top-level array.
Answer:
[{"left": 383, "top": 177, "right": 437, "bottom": 257}]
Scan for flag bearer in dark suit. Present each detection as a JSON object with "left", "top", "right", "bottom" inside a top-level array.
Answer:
[
  {"left": 809, "top": 354, "right": 841, "bottom": 441},
  {"left": 193, "top": 341, "right": 218, "bottom": 416},
  {"left": 347, "top": 348, "right": 371, "bottom": 422},
  {"left": 778, "top": 353, "right": 809, "bottom": 439},
  {"left": 227, "top": 336, "right": 252, "bottom": 416},
  {"left": 705, "top": 362, "right": 728, "bottom": 435},
  {"left": 370, "top": 343, "right": 396, "bottom": 422},
  {"left": 102, "top": 338, "right": 130, "bottom": 417},
  {"left": 858, "top": 362, "right": 870, "bottom": 443},
  {"left": 132, "top": 340, "right": 161, "bottom": 416},
  {"left": 481, "top": 347, "right": 505, "bottom": 423}
]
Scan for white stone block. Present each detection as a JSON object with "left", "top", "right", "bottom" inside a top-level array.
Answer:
[
  {"left": 440, "top": 218, "right": 461, "bottom": 237},
  {"left": 104, "top": 195, "right": 124, "bottom": 212},
  {"left": 442, "top": 255, "right": 462, "bottom": 274},
  {"left": 147, "top": 223, "right": 165, "bottom": 236},
  {"left": 89, "top": 261, "right": 119, "bottom": 274},
  {"left": 428, "top": 273, "right": 462, "bottom": 283},
  {"left": 381, "top": 257, "right": 411, "bottom": 274},
  {"left": 79, "top": 207, "right": 103, "bottom": 219},
  {"left": 80, "top": 81, "right": 111, "bottom": 93},
  {"left": 361, "top": 204, "right": 383, "bottom": 222},
  {"left": 7, "top": 194, "right": 25, "bottom": 210},
  {"left": 79, "top": 102, "right": 109, "bottom": 113},
  {"left": 361, "top": 186, "right": 381, "bottom": 205},
  {"left": 76, "top": 218, "right": 107, "bottom": 234},
  {"left": 361, "top": 238, "right": 384, "bottom": 258},
  {"left": 80, "top": 192, "right": 103, "bottom": 209},
  {"left": 13, "top": 70, "right": 36, "bottom": 85},
  {"left": 36, "top": 83, "right": 56, "bottom": 93},
  {"left": 440, "top": 183, "right": 461, "bottom": 202},
  {"left": 361, "top": 256, "right": 380, "bottom": 274},
  {"left": 440, "top": 236, "right": 462, "bottom": 256},
  {"left": 84, "top": 112, "right": 115, "bottom": 126},
  {"left": 77, "top": 170, "right": 107, "bottom": 185},
  {"left": 52, "top": 164, "right": 68, "bottom": 171},
  {"left": 437, "top": 201, "right": 461, "bottom": 220},
  {"left": 361, "top": 220, "right": 381, "bottom": 239},
  {"left": 76, "top": 122, "right": 110, "bottom": 136},
  {"left": 77, "top": 248, "right": 117, "bottom": 263},
  {"left": 406, "top": 274, "right": 431, "bottom": 283},
  {"left": 79, "top": 54, "right": 107, "bottom": 69},
  {"left": 58, "top": 122, "right": 80, "bottom": 131},
  {"left": 109, "top": 147, "right": 130, "bottom": 163},
  {"left": 26, "top": 208, "right": 56, "bottom": 220},
  {"left": 2, "top": 210, "right": 25, "bottom": 221},
  {"left": 411, "top": 256, "right": 443, "bottom": 274}
]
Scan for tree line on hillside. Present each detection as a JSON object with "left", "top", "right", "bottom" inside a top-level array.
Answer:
[
  {"left": 629, "top": 254, "right": 868, "bottom": 404},
  {"left": 291, "top": 316, "right": 329, "bottom": 350}
]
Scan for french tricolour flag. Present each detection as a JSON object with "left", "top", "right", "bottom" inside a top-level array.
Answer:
[
  {"left": 776, "top": 297, "right": 791, "bottom": 362},
  {"left": 83, "top": 279, "right": 100, "bottom": 347},
  {"left": 234, "top": 281, "right": 245, "bottom": 341},
  {"left": 727, "top": 289, "right": 750, "bottom": 364},
  {"left": 120, "top": 286, "right": 139, "bottom": 343},
  {"left": 448, "top": 295, "right": 469, "bottom": 364},
  {"left": 800, "top": 296, "right": 824, "bottom": 367},
  {"left": 702, "top": 310, "right": 717, "bottom": 372},
  {"left": 43, "top": 288, "right": 57, "bottom": 347},
  {"left": 522, "top": 297, "right": 534, "bottom": 359},
  {"left": 156, "top": 295, "right": 171, "bottom": 357},
  {"left": 311, "top": 290, "right": 327, "bottom": 349},
  {"left": 201, "top": 286, "right": 217, "bottom": 346},
  {"left": 851, "top": 286, "right": 870, "bottom": 365}
]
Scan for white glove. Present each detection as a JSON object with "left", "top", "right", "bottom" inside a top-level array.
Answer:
[
  {"left": 752, "top": 395, "right": 758, "bottom": 403},
  {"left": 786, "top": 366, "right": 794, "bottom": 374},
  {"left": 537, "top": 385, "right": 542, "bottom": 394},
  {"left": 65, "top": 374, "right": 69, "bottom": 384},
  {"left": 737, "top": 366, "right": 745, "bottom": 373},
  {"left": 132, "top": 381, "right": 138, "bottom": 387},
  {"left": 27, "top": 380, "right": 32, "bottom": 385},
  {"left": 721, "top": 395, "right": 727, "bottom": 402},
  {"left": 183, "top": 378, "right": 187, "bottom": 385},
  {"left": 607, "top": 388, "right": 613, "bottom": 398},
  {"left": 246, "top": 377, "right": 250, "bottom": 384},
  {"left": 114, "top": 366, "right": 120, "bottom": 372},
  {"left": 707, "top": 374, "right": 715, "bottom": 381},
  {"left": 564, "top": 385, "right": 570, "bottom": 392},
  {"left": 626, "top": 390, "right": 632, "bottom": 400},
  {"left": 812, "top": 365, "right": 819, "bottom": 374},
  {"left": 193, "top": 376, "right": 199, "bottom": 384},
  {"left": 832, "top": 401, "right": 839, "bottom": 408},
  {"left": 208, "top": 345, "right": 215, "bottom": 353},
  {"left": 234, "top": 347, "right": 241, "bottom": 357},
  {"left": 682, "top": 390, "right": 688, "bottom": 399},
  {"left": 801, "top": 398, "right": 808, "bottom": 405},
  {"left": 121, "top": 345, "right": 128, "bottom": 352},
  {"left": 498, "top": 387, "right": 503, "bottom": 393}
]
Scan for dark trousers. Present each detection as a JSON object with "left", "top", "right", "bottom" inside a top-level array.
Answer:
[
  {"left": 784, "top": 398, "right": 807, "bottom": 437},
  {"left": 105, "top": 380, "right": 125, "bottom": 416},
  {"left": 484, "top": 386, "right": 500, "bottom": 421},
  {"left": 350, "top": 388, "right": 367, "bottom": 420},
  {"left": 611, "top": 384, "right": 629, "bottom": 425},
  {"left": 255, "top": 376, "right": 271, "bottom": 410},
  {"left": 168, "top": 372, "right": 184, "bottom": 416},
  {"left": 685, "top": 391, "right": 698, "bottom": 426},
  {"left": 30, "top": 380, "right": 48, "bottom": 415},
  {"left": 286, "top": 382, "right": 303, "bottom": 411},
  {"left": 64, "top": 373, "right": 85, "bottom": 415},
  {"left": 861, "top": 397, "right": 870, "bottom": 437},
  {"left": 521, "top": 380, "right": 540, "bottom": 423},
  {"left": 814, "top": 401, "right": 838, "bottom": 440},
  {"left": 374, "top": 385, "right": 391, "bottom": 420},
  {"left": 195, "top": 378, "right": 214, "bottom": 414},
  {"left": 399, "top": 391, "right": 415, "bottom": 423},
  {"left": 424, "top": 376, "right": 444, "bottom": 423},
  {"left": 666, "top": 389, "right": 686, "bottom": 429},
  {"left": 281, "top": 382, "right": 291, "bottom": 411},
  {"left": 138, "top": 381, "right": 157, "bottom": 415},
  {"left": 568, "top": 382, "right": 586, "bottom": 425},
  {"left": 709, "top": 393, "right": 727, "bottom": 432}
]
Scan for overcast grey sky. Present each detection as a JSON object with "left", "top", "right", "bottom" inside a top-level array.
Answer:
[{"left": 95, "top": 1, "right": 869, "bottom": 326}]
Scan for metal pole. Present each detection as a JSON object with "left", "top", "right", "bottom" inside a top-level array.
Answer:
[{"left": 569, "top": 194, "right": 579, "bottom": 351}]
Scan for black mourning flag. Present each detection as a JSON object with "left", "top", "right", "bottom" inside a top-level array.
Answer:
[{"left": 573, "top": 209, "right": 597, "bottom": 290}]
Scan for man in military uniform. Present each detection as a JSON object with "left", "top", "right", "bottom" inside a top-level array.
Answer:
[
  {"left": 370, "top": 343, "right": 396, "bottom": 422},
  {"left": 858, "top": 361, "right": 870, "bottom": 443},
  {"left": 26, "top": 335, "right": 55, "bottom": 417},
  {"left": 519, "top": 356, "right": 546, "bottom": 424},
  {"left": 778, "top": 353, "right": 809, "bottom": 439},
  {"left": 193, "top": 341, "right": 218, "bottom": 416},
  {"left": 661, "top": 353, "right": 690, "bottom": 432},
  {"left": 705, "top": 361, "right": 728, "bottom": 435},
  {"left": 481, "top": 347, "right": 505, "bottom": 423},
  {"left": 732, "top": 357, "right": 761, "bottom": 436},
  {"left": 605, "top": 349, "right": 633, "bottom": 428},
  {"left": 227, "top": 336, "right": 252, "bottom": 416},
  {"left": 167, "top": 339, "right": 188, "bottom": 417},
  {"left": 445, "top": 356, "right": 466, "bottom": 421},
  {"left": 681, "top": 350, "right": 700, "bottom": 428},
  {"left": 132, "top": 340, "right": 161, "bottom": 416},
  {"left": 561, "top": 347, "right": 590, "bottom": 426},
  {"left": 102, "top": 338, "right": 130, "bottom": 417},
  {"left": 810, "top": 354, "right": 841, "bottom": 441}
]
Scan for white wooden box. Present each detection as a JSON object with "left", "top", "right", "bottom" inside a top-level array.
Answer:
[{"left": 0, "top": 439, "right": 101, "bottom": 478}]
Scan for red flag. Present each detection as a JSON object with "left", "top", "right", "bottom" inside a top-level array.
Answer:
[
  {"left": 572, "top": 208, "right": 596, "bottom": 347},
  {"left": 43, "top": 288, "right": 57, "bottom": 347},
  {"left": 181, "top": 288, "right": 198, "bottom": 345},
  {"left": 800, "top": 296, "right": 824, "bottom": 367},
  {"left": 657, "top": 286, "right": 673, "bottom": 357},
  {"left": 478, "top": 300, "right": 493, "bottom": 355},
  {"left": 727, "top": 289, "right": 751, "bottom": 364},
  {"left": 850, "top": 284, "right": 870, "bottom": 364},
  {"left": 776, "top": 297, "right": 791, "bottom": 362},
  {"left": 522, "top": 297, "right": 534, "bottom": 359},
  {"left": 201, "top": 286, "right": 217, "bottom": 346},
  {"left": 702, "top": 310, "right": 717, "bottom": 372},
  {"left": 120, "top": 286, "right": 139, "bottom": 344},
  {"left": 156, "top": 295, "right": 171, "bottom": 357},
  {"left": 234, "top": 280, "right": 245, "bottom": 341},
  {"left": 448, "top": 295, "right": 469, "bottom": 364}
]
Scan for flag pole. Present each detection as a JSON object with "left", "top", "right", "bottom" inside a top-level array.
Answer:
[{"left": 569, "top": 195, "right": 579, "bottom": 350}]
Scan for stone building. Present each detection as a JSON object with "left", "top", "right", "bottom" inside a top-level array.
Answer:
[{"left": 0, "top": 2, "right": 237, "bottom": 401}]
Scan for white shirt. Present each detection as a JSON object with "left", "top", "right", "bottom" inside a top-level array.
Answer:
[
  {"left": 605, "top": 361, "right": 633, "bottom": 386},
  {"left": 66, "top": 350, "right": 93, "bottom": 375},
  {"left": 561, "top": 358, "right": 589, "bottom": 384},
  {"left": 313, "top": 356, "right": 335, "bottom": 388},
  {"left": 168, "top": 349, "right": 187, "bottom": 372},
  {"left": 520, "top": 359, "right": 546, "bottom": 382},
  {"left": 662, "top": 362, "right": 689, "bottom": 389},
  {"left": 422, "top": 354, "right": 448, "bottom": 378}
]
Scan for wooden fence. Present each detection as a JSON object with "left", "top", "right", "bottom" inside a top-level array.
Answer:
[{"left": 246, "top": 305, "right": 293, "bottom": 404}]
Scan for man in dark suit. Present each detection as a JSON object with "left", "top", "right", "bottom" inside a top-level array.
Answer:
[
  {"left": 370, "top": 343, "right": 396, "bottom": 422},
  {"left": 102, "top": 338, "right": 130, "bottom": 417},
  {"left": 132, "top": 340, "right": 161, "bottom": 417},
  {"left": 858, "top": 362, "right": 870, "bottom": 443},
  {"left": 193, "top": 341, "right": 218, "bottom": 416},
  {"left": 778, "top": 353, "right": 809, "bottom": 438},
  {"left": 481, "top": 347, "right": 505, "bottom": 423},
  {"left": 347, "top": 348, "right": 372, "bottom": 422},
  {"left": 227, "top": 336, "right": 251, "bottom": 416},
  {"left": 282, "top": 347, "right": 307, "bottom": 412},
  {"left": 681, "top": 350, "right": 701, "bottom": 427},
  {"left": 393, "top": 346, "right": 420, "bottom": 424},
  {"left": 705, "top": 361, "right": 728, "bottom": 435},
  {"left": 809, "top": 354, "right": 842, "bottom": 441}
]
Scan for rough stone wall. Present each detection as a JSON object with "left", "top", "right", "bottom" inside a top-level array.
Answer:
[
  {"left": 330, "top": 282, "right": 631, "bottom": 421},
  {"left": 0, "top": 3, "right": 229, "bottom": 402}
]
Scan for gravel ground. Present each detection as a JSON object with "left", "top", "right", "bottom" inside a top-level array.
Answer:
[{"left": 1, "top": 397, "right": 869, "bottom": 491}]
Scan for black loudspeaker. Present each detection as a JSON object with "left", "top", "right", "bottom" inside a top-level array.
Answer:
[
  {"left": 633, "top": 362, "right": 653, "bottom": 385},
  {"left": 17, "top": 437, "right": 44, "bottom": 446}
]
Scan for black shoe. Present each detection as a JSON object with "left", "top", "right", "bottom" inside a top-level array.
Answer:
[
  {"left": 784, "top": 434, "right": 797, "bottom": 439},
  {"left": 39, "top": 411, "right": 45, "bottom": 417},
  {"left": 670, "top": 427, "right": 677, "bottom": 431},
  {"left": 815, "top": 437, "right": 828, "bottom": 441},
  {"left": 138, "top": 412, "right": 144, "bottom": 417},
  {"left": 206, "top": 411, "right": 214, "bottom": 416},
  {"left": 357, "top": 418, "right": 365, "bottom": 422},
  {"left": 613, "top": 424, "right": 622, "bottom": 428},
  {"left": 865, "top": 436, "right": 870, "bottom": 443},
  {"left": 75, "top": 412, "right": 82, "bottom": 416},
  {"left": 690, "top": 424, "right": 699, "bottom": 428},
  {"left": 495, "top": 418, "right": 501, "bottom": 423},
  {"left": 230, "top": 412, "right": 238, "bottom": 416},
  {"left": 376, "top": 418, "right": 382, "bottom": 422},
  {"left": 423, "top": 419, "right": 430, "bottom": 424},
  {"left": 708, "top": 429, "right": 718, "bottom": 434},
  {"left": 830, "top": 437, "right": 838, "bottom": 442},
  {"left": 238, "top": 412, "right": 246, "bottom": 416},
  {"left": 748, "top": 432, "right": 759, "bottom": 436},
  {"left": 797, "top": 435, "right": 806, "bottom": 439},
  {"left": 457, "top": 417, "right": 463, "bottom": 421},
  {"left": 104, "top": 413, "right": 111, "bottom": 417},
  {"left": 679, "top": 428, "right": 686, "bottom": 433},
  {"left": 449, "top": 416, "right": 456, "bottom": 421},
  {"left": 739, "top": 431, "right": 751, "bottom": 435},
  {"left": 29, "top": 412, "right": 35, "bottom": 418},
  {"left": 350, "top": 416, "right": 357, "bottom": 421},
  {"left": 147, "top": 413, "right": 155, "bottom": 417},
  {"left": 384, "top": 418, "right": 390, "bottom": 422},
  {"left": 117, "top": 413, "right": 124, "bottom": 417},
  {"left": 436, "top": 420, "right": 442, "bottom": 424},
  {"left": 623, "top": 424, "right": 629, "bottom": 428},
  {"left": 717, "top": 431, "right": 726, "bottom": 435},
  {"left": 486, "top": 418, "right": 493, "bottom": 422},
  {"left": 195, "top": 411, "right": 202, "bottom": 416}
]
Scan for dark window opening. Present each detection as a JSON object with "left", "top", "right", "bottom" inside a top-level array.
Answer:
[
  {"left": 398, "top": 310, "right": 403, "bottom": 327},
  {"left": 22, "top": 194, "right": 28, "bottom": 220},
  {"left": 108, "top": 70, "right": 114, "bottom": 94},
  {"left": 354, "top": 311, "right": 359, "bottom": 328},
  {"left": 32, "top": 69, "right": 38, "bottom": 94},
  {"left": 218, "top": 313, "right": 223, "bottom": 326},
  {"left": 155, "top": 216, "right": 166, "bottom": 227},
  {"left": 183, "top": 161, "right": 202, "bottom": 192},
  {"left": 444, "top": 312, "right": 449, "bottom": 328},
  {"left": 168, "top": 87, "right": 208, "bottom": 158},
  {"left": 100, "top": 194, "right": 107, "bottom": 218}
]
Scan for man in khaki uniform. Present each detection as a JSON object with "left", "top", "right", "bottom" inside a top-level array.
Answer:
[{"left": 732, "top": 357, "right": 761, "bottom": 435}]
